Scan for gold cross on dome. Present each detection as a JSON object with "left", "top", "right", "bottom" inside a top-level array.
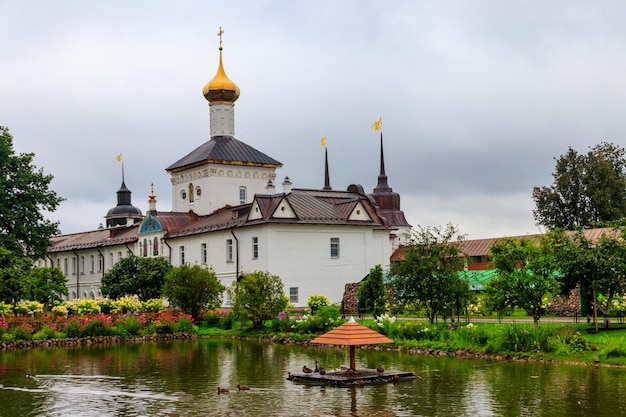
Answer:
[{"left": 217, "top": 26, "right": 224, "bottom": 49}]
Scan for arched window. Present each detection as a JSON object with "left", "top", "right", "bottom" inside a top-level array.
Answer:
[
  {"left": 153, "top": 237, "right": 158, "bottom": 256},
  {"left": 143, "top": 238, "right": 148, "bottom": 257}
]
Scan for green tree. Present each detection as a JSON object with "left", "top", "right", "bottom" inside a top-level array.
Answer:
[
  {"left": 230, "top": 270, "right": 288, "bottom": 329},
  {"left": 0, "top": 247, "right": 31, "bottom": 307},
  {"left": 163, "top": 264, "right": 224, "bottom": 321},
  {"left": 26, "top": 266, "right": 68, "bottom": 311},
  {"left": 551, "top": 228, "right": 626, "bottom": 328},
  {"left": 0, "top": 126, "right": 64, "bottom": 258},
  {"left": 532, "top": 142, "right": 626, "bottom": 230},
  {"left": 486, "top": 235, "right": 560, "bottom": 324},
  {"left": 389, "top": 224, "right": 469, "bottom": 323},
  {"left": 358, "top": 264, "right": 387, "bottom": 318},
  {"left": 101, "top": 256, "right": 172, "bottom": 301}
]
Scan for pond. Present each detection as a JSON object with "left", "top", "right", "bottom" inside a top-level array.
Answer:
[{"left": 1, "top": 338, "right": 625, "bottom": 416}]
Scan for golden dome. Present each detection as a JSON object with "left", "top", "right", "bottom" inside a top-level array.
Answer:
[{"left": 203, "top": 29, "right": 240, "bottom": 104}]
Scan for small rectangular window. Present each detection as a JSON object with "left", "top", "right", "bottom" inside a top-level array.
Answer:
[
  {"left": 239, "top": 187, "right": 247, "bottom": 205},
  {"left": 109, "top": 253, "right": 114, "bottom": 268},
  {"left": 201, "top": 243, "right": 207, "bottom": 264},
  {"left": 72, "top": 257, "right": 76, "bottom": 275},
  {"left": 90, "top": 255, "right": 95, "bottom": 274},
  {"left": 330, "top": 237, "right": 340, "bottom": 258},
  {"left": 180, "top": 246, "right": 185, "bottom": 264},
  {"left": 226, "top": 239, "right": 233, "bottom": 262},
  {"left": 289, "top": 287, "right": 299, "bottom": 304},
  {"left": 252, "top": 237, "right": 258, "bottom": 260},
  {"left": 98, "top": 255, "right": 103, "bottom": 272}
]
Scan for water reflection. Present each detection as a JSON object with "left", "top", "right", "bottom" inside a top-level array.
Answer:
[{"left": 1, "top": 339, "right": 626, "bottom": 416}]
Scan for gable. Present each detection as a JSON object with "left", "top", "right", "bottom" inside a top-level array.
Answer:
[
  {"left": 139, "top": 214, "right": 162, "bottom": 234},
  {"left": 348, "top": 201, "right": 372, "bottom": 221},
  {"left": 272, "top": 198, "right": 297, "bottom": 219},
  {"left": 248, "top": 200, "right": 263, "bottom": 221}
]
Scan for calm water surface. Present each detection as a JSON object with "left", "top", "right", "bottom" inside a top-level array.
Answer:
[{"left": 0, "top": 338, "right": 625, "bottom": 416}]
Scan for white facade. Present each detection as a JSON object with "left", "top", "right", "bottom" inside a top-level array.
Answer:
[{"left": 169, "top": 163, "right": 277, "bottom": 215}]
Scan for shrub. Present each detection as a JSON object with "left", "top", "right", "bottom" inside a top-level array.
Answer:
[
  {"left": 62, "top": 316, "right": 87, "bottom": 338},
  {"left": 307, "top": 295, "right": 329, "bottom": 314},
  {"left": 51, "top": 305, "right": 68, "bottom": 318},
  {"left": 154, "top": 312, "right": 177, "bottom": 334},
  {"left": 12, "top": 323, "right": 34, "bottom": 340},
  {"left": 219, "top": 312, "right": 235, "bottom": 330},
  {"left": 143, "top": 298, "right": 165, "bottom": 313},
  {"left": 315, "top": 305, "right": 342, "bottom": 331},
  {"left": 114, "top": 313, "right": 146, "bottom": 336},
  {"left": 273, "top": 310, "right": 292, "bottom": 332},
  {"left": 96, "top": 298, "right": 114, "bottom": 314},
  {"left": 77, "top": 299, "right": 101, "bottom": 315},
  {"left": 174, "top": 316, "right": 197, "bottom": 333},
  {"left": 0, "top": 301, "right": 13, "bottom": 316},
  {"left": 32, "top": 325, "right": 61, "bottom": 340},
  {"left": 375, "top": 313, "right": 397, "bottom": 336},
  {"left": 62, "top": 299, "right": 81, "bottom": 315},
  {"left": 569, "top": 331, "right": 590, "bottom": 354},
  {"left": 111, "top": 296, "right": 143, "bottom": 314},
  {"left": 83, "top": 315, "right": 114, "bottom": 336}
]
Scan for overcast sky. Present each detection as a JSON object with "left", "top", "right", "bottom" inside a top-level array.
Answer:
[{"left": 3, "top": 1, "right": 626, "bottom": 240}]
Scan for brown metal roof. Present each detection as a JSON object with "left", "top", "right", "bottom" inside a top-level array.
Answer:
[
  {"left": 49, "top": 226, "right": 138, "bottom": 252},
  {"left": 391, "top": 227, "right": 620, "bottom": 261},
  {"left": 166, "top": 136, "right": 282, "bottom": 172},
  {"left": 311, "top": 319, "right": 394, "bottom": 346}
]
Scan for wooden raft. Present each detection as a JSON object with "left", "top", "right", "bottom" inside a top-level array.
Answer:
[{"left": 289, "top": 368, "right": 417, "bottom": 387}]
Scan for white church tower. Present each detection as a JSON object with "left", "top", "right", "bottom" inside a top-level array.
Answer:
[{"left": 166, "top": 27, "right": 282, "bottom": 215}]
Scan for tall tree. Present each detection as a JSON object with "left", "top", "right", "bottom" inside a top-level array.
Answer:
[
  {"left": 26, "top": 266, "right": 68, "bottom": 311},
  {"left": 486, "top": 235, "right": 560, "bottom": 324},
  {"left": 163, "top": 264, "right": 224, "bottom": 321},
  {"left": 551, "top": 228, "right": 626, "bottom": 328},
  {"left": 389, "top": 224, "right": 469, "bottom": 323},
  {"left": 0, "top": 247, "right": 31, "bottom": 306},
  {"left": 358, "top": 264, "right": 387, "bottom": 318},
  {"left": 0, "top": 126, "right": 64, "bottom": 258},
  {"left": 532, "top": 142, "right": 626, "bottom": 230},
  {"left": 101, "top": 256, "right": 172, "bottom": 301},
  {"left": 230, "top": 270, "right": 288, "bottom": 329}
]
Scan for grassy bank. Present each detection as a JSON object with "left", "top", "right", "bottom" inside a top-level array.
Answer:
[{"left": 197, "top": 318, "right": 626, "bottom": 367}]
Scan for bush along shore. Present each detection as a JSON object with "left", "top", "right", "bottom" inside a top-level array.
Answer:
[{"left": 3, "top": 301, "right": 626, "bottom": 367}]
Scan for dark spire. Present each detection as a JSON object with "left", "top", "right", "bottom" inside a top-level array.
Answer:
[
  {"left": 370, "top": 132, "right": 410, "bottom": 227},
  {"left": 373, "top": 132, "right": 391, "bottom": 194},
  {"left": 323, "top": 147, "right": 332, "bottom": 190}
]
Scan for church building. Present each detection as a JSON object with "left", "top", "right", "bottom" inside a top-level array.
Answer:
[{"left": 45, "top": 31, "right": 411, "bottom": 307}]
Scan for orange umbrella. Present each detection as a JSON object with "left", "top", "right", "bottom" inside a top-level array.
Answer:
[{"left": 310, "top": 317, "right": 393, "bottom": 370}]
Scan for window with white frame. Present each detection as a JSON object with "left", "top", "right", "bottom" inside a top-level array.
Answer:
[
  {"left": 201, "top": 243, "right": 207, "bottom": 264},
  {"left": 180, "top": 245, "right": 185, "bottom": 264},
  {"left": 252, "top": 237, "right": 258, "bottom": 260},
  {"left": 330, "top": 237, "right": 340, "bottom": 258},
  {"left": 226, "top": 239, "right": 233, "bottom": 262},
  {"left": 239, "top": 187, "right": 247, "bottom": 205},
  {"left": 90, "top": 255, "right": 95, "bottom": 273},
  {"left": 98, "top": 255, "right": 103, "bottom": 272},
  {"left": 289, "top": 287, "right": 299, "bottom": 303},
  {"left": 109, "top": 253, "right": 114, "bottom": 269}
]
